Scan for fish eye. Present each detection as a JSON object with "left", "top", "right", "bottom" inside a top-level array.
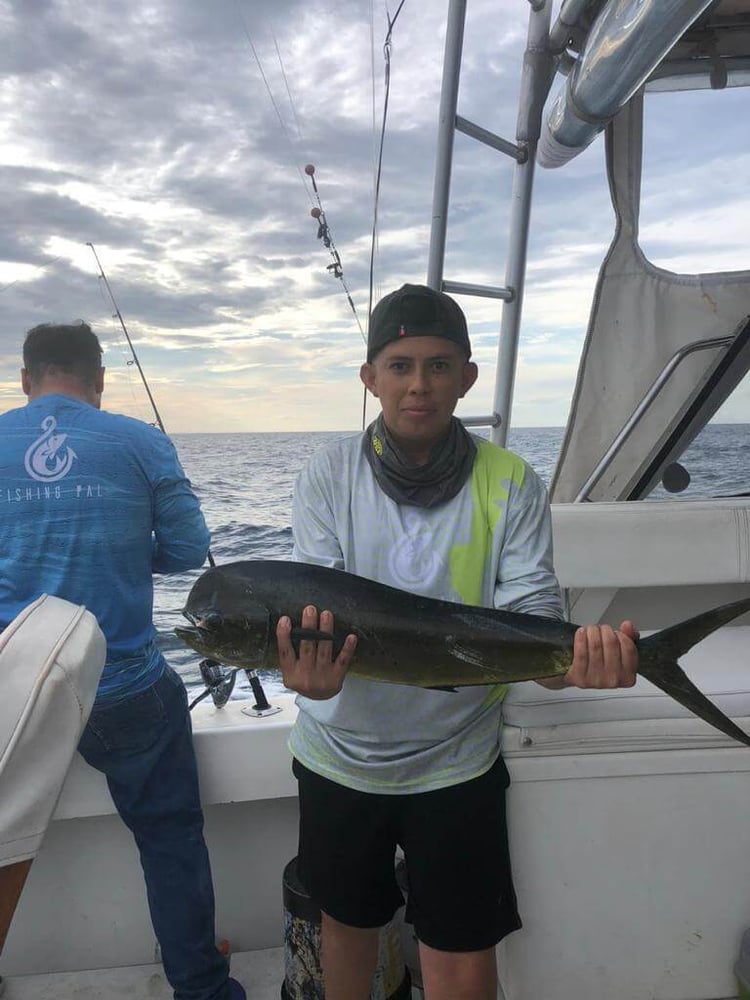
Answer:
[{"left": 194, "top": 612, "right": 223, "bottom": 630}]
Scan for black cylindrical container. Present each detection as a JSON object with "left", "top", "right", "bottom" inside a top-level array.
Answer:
[{"left": 281, "top": 857, "right": 411, "bottom": 1000}]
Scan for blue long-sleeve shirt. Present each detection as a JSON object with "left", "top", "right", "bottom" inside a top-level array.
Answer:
[{"left": 0, "top": 394, "right": 210, "bottom": 703}]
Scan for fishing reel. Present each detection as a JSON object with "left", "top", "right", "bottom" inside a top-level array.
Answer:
[
  {"left": 189, "top": 658, "right": 281, "bottom": 717},
  {"left": 187, "top": 658, "right": 237, "bottom": 711},
  {"left": 199, "top": 658, "right": 237, "bottom": 707}
]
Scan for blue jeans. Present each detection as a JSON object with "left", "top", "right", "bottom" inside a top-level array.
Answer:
[{"left": 78, "top": 665, "right": 230, "bottom": 1000}]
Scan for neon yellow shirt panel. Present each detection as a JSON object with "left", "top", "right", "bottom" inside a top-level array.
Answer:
[{"left": 449, "top": 439, "right": 528, "bottom": 708}]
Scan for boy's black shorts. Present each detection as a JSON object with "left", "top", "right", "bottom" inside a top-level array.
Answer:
[{"left": 293, "top": 755, "right": 522, "bottom": 952}]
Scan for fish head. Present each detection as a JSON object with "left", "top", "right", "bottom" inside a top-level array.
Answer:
[{"left": 176, "top": 592, "right": 272, "bottom": 670}]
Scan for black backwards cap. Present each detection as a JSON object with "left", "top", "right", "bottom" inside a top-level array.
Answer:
[{"left": 366, "top": 283, "right": 471, "bottom": 363}]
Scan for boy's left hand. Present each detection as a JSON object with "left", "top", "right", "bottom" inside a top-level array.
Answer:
[{"left": 564, "top": 620, "right": 639, "bottom": 689}]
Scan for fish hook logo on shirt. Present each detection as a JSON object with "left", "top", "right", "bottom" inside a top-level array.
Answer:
[
  {"left": 24, "top": 416, "right": 77, "bottom": 483},
  {"left": 387, "top": 509, "right": 442, "bottom": 590}
]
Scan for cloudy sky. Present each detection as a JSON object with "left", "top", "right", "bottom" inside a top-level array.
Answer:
[{"left": 0, "top": 0, "right": 748, "bottom": 433}]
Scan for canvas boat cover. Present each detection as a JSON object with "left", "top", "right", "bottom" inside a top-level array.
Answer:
[
  {"left": 550, "top": 4, "right": 750, "bottom": 501},
  {"left": 0, "top": 596, "right": 105, "bottom": 866}
]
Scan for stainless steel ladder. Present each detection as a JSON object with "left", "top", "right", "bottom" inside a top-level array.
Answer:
[{"left": 426, "top": 0, "right": 554, "bottom": 445}]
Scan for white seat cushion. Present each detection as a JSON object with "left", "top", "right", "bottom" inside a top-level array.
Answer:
[{"left": 0, "top": 596, "right": 105, "bottom": 866}]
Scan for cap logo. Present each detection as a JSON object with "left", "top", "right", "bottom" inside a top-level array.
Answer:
[{"left": 366, "top": 284, "right": 471, "bottom": 362}]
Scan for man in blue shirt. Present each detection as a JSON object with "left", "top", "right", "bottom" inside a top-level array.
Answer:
[{"left": 0, "top": 322, "right": 244, "bottom": 1000}]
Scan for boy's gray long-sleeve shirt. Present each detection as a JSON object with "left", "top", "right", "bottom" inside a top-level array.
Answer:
[{"left": 289, "top": 432, "right": 563, "bottom": 794}]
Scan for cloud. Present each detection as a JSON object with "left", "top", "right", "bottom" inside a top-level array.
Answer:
[{"left": 0, "top": 0, "right": 747, "bottom": 431}]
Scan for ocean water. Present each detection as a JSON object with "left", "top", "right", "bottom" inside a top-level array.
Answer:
[{"left": 159, "top": 423, "right": 749, "bottom": 702}]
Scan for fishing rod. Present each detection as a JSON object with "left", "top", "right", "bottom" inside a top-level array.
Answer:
[
  {"left": 86, "top": 242, "right": 167, "bottom": 436},
  {"left": 86, "top": 242, "right": 276, "bottom": 714}
]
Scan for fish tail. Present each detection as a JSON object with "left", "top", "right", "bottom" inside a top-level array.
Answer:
[{"left": 638, "top": 596, "right": 750, "bottom": 748}]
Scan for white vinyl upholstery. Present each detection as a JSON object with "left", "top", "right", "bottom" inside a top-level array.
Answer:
[
  {"left": 502, "top": 498, "right": 750, "bottom": 749},
  {"left": 0, "top": 596, "right": 105, "bottom": 866},
  {"left": 551, "top": 498, "right": 750, "bottom": 589},
  {"left": 503, "top": 626, "right": 750, "bottom": 732}
]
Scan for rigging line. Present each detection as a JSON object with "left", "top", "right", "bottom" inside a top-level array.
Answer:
[
  {"left": 272, "top": 32, "right": 303, "bottom": 143},
  {"left": 315, "top": 215, "right": 365, "bottom": 342},
  {"left": 237, "top": 8, "right": 293, "bottom": 147},
  {"left": 234, "top": 0, "right": 314, "bottom": 206},
  {"left": 366, "top": 0, "right": 407, "bottom": 343},
  {"left": 333, "top": 260, "right": 365, "bottom": 340},
  {"left": 367, "top": 0, "right": 408, "bottom": 324},
  {"left": 362, "top": 0, "right": 407, "bottom": 430},
  {"left": 233, "top": 3, "right": 365, "bottom": 342},
  {"left": 305, "top": 165, "right": 365, "bottom": 342},
  {"left": 386, "top": 0, "right": 407, "bottom": 36},
  {"left": 361, "top": 379, "right": 369, "bottom": 432},
  {"left": 0, "top": 255, "right": 64, "bottom": 294},
  {"left": 369, "top": 0, "right": 381, "bottom": 309},
  {"left": 234, "top": 6, "right": 366, "bottom": 380},
  {"left": 339, "top": 270, "right": 365, "bottom": 341},
  {"left": 370, "top": 0, "right": 378, "bottom": 178},
  {"left": 85, "top": 242, "right": 217, "bottom": 570}
]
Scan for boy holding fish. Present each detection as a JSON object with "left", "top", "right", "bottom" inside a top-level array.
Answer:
[{"left": 276, "top": 284, "right": 639, "bottom": 1000}]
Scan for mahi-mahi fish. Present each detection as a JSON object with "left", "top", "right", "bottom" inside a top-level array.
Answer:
[{"left": 175, "top": 559, "right": 750, "bottom": 748}]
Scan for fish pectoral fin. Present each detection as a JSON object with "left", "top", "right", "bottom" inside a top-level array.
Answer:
[
  {"left": 425, "top": 685, "right": 458, "bottom": 693},
  {"left": 449, "top": 641, "right": 488, "bottom": 668}
]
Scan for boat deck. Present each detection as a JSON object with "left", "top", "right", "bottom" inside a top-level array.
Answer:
[
  {"left": 1, "top": 948, "right": 283, "bottom": 999},
  {"left": 0, "top": 947, "right": 426, "bottom": 999}
]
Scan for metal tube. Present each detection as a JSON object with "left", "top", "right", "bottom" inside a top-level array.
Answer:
[
  {"left": 490, "top": 1, "right": 553, "bottom": 445},
  {"left": 539, "top": 0, "right": 716, "bottom": 167},
  {"left": 548, "top": 0, "right": 593, "bottom": 54},
  {"left": 574, "top": 336, "right": 734, "bottom": 502},
  {"left": 462, "top": 413, "right": 502, "bottom": 428},
  {"left": 427, "top": 0, "right": 467, "bottom": 289},
  {"left": 247, "top": 671, "right": 271, "bottom": 711},
  {"left": 455, "top": 115, "right": 526, "bottom": 162},
  {"left": 442, "top": 279, "right": 513, "bottom": 301},
  {"left": 647, "top": 56, "right": 750, "bottom": 91}
]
